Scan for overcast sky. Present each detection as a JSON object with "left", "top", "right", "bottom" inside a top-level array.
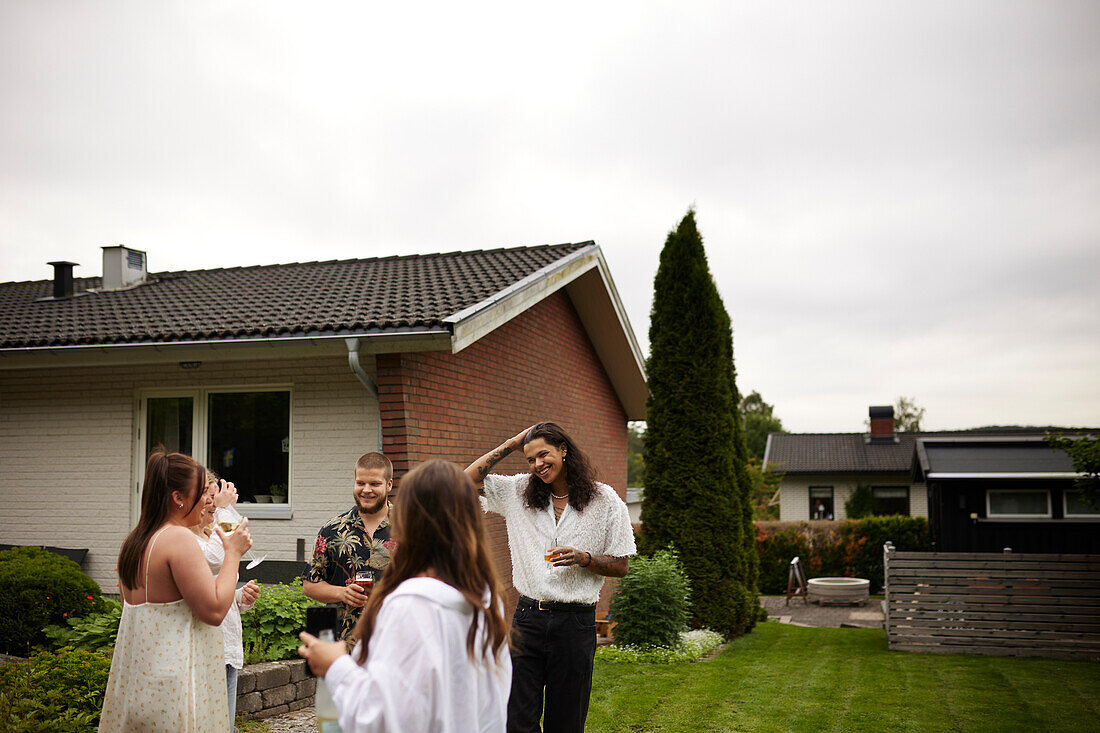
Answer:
[{"left": 2, "top": 1, "right": 1098, "bottom": 433}]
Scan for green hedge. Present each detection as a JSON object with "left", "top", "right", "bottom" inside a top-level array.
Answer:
[
  {"left": 0, "top": 547, "right": 105, "bottom": 655},
  {"left": 755, "top": 516, "right": 929, "bottom": 594}
]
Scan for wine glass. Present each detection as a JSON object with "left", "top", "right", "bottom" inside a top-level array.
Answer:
[{"left": 213, "top": 505, "right": 267, "bottom": 569}]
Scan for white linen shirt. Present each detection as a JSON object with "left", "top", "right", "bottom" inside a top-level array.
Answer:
[
  {"left": 194, "top": 531, "right": 255, "bottom": 669},
  {"left": 324, "top": 576, "right": 511, "bottom": 733},
  {"left": 481, "top": 473, "right": 637, "bottom": 604}
]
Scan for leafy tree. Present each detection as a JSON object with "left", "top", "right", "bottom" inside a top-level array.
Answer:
[
  {"left": 627, "top": 422, "right": 646, "bottom": 487},
  {"left": 641, "top": 209, "right": 758, "bottom": 638},
  {"left": 1045, "top": 432, "right": 1100, "bottom": 507},
  {"left": 740, "top": 391, "right": 783, "bottom": 461}
]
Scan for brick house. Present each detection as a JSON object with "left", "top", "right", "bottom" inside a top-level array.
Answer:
[{"left": 0, "top": 243, "right": 646, "bottom": 615}]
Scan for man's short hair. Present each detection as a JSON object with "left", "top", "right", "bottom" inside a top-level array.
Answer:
[{"left": 356, "top": 452, "right": 393, "bottom": 481}]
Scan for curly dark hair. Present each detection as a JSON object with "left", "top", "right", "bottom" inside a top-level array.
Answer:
[{"left": 522, "top": 422, "right": 599, "bottom": 512}]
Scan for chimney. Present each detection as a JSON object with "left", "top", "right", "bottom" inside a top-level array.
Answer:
[
  {"left": 101, "top": 245, "right": 147, "bottom": 291},
  {"left": 868, "top": 405, "right": 896, "bottom": 443},
  {"left": 47, "top": 261, "right": 78, "bottom": 299}
]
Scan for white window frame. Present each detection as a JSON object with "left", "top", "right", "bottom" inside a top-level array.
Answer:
[
  {"left": 133, "top": 385, "right": 293, "bottom": 523},
  {"left": 808, "top": 486, "right": 834, "bottom": 520},
  {"left": 1063, "top": 489, "right": 1100, "bottom": 519},
  {"left": 986, "top": 488, "right": 1051, "bottom": 519}
]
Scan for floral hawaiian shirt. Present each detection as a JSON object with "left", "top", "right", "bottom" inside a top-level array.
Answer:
[{"left": 303, "top": 505, "right": 396, "bottom": 642}]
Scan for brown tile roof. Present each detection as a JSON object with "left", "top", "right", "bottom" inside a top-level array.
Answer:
[
  {"left": 765, "top": 433, "right": 919, "bottom": 474},
  {"left": 0, "top": 243, "right": 592, "bottom": 348}
]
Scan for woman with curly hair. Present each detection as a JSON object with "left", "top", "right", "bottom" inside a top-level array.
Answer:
[{"left": 466, "top": 422, "right": 636, "bottom": 733}]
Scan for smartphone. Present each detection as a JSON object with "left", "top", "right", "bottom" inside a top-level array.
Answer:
[{"left": 306, "top": 604, "right": 339, "bottom": 639}]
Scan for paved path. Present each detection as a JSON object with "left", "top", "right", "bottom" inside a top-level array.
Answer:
[
  {"left": 759, "top": 595, "right": 884, "bottom": 628},
  {"left": 261, "top": 708, "right": 316, "bottom": 732}
]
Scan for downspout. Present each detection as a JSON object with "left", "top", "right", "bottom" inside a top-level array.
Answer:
[{"left": 345, "top": 338, "right": 383, "bottom": 451}]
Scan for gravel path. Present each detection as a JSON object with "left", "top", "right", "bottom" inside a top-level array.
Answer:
[{"left": 259, "top": 707, "right": 317, "bottom": 732}]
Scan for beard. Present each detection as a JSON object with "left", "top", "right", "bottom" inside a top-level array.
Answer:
[{"left": 355, "top": 492, "right": 387, "bottom": 515}]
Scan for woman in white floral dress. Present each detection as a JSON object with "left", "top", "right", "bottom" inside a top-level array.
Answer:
[{"left": 99, "top": 449, "right": 253, "bottom": 732}]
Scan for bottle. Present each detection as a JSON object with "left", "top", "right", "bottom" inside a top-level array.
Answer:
[{"left": 315, "top": 628, "right": 342, "bottom": 733}]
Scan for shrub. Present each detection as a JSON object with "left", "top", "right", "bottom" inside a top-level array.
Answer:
[
  {"left": 0, "top": 647, "right": 111, "bottom": 732},
  {"left": 242, "top": 578, "right": 320, "bottom": 664},
  {"left": 0, "top": 546, "right": 105, "bottom": 655},
  {"left": 844, "top": 485, "right": 874, "bottom": 519},
  {"left": 44, "top": 597, "right": 122, "bottom": 653},
  {"left": 755, "top": 517, "right": 929, "bottom": 593},
  {"left": 609, "top": 549, "right": 691, "bottom": 649}
]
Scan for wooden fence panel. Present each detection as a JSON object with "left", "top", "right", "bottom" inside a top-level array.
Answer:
[{"left": 884, "top": 547, "right": 1100, "bottom": 660}]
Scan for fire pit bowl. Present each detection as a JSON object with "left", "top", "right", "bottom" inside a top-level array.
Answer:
[{"left": 807, "top": 577, "right": 870, "bottom": 605}]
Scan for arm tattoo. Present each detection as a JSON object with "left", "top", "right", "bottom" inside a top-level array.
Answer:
[
  {"left": 475, "top": 444, "right": 513, "bottom": 480},
  {"left": 584, "top": 554, "right": 628, "bottom": 578}
]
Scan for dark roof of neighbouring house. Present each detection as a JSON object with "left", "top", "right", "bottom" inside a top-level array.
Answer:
[
  {"left": 0, "top": 243, "right": 592, "bottom": 348},
  {"left": 912, "top": 436, "right": 1085, "bottom": 481},
  {"left": 763, "top": 427, "right": 1093, "bottom": 475}
]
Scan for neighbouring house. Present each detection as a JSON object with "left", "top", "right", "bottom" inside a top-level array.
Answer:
[
  {"left": 913, "top": 435, "right": 1099, "bottom": 553},
  {"left": 625, "top": 487, "right": 643, "bottom": 526},
  {"left": 0, "top": 243, "right": 646, "bottom": 615},
  {"left": 764, "top": 406, "right": 931, "bottom": 522},
  {"left": 764, "top": 405, "right": 1098, "bottom": 553}
]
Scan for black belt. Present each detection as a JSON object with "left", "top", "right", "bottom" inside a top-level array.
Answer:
[{"left": 518, "top": 595, "right": 597, "bottom": 613}]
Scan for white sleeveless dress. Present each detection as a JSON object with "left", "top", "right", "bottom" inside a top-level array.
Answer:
[{"left": 99, "top": 527, "right": 230, "bottom": 732}]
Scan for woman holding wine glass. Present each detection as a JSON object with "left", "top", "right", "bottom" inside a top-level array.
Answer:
[
  {"left": 191, "top": 470, "right": 261, "bottom": 730},
  {"left": 99, "top": 449, "right": 253, "bottom": 732}
]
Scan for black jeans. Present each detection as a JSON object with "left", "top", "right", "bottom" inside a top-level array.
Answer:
[{"left": 507, "top": 599, "right": 597, "bottom": 733}]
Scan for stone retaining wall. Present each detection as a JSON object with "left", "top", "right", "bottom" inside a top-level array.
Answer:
[{"left": 236, "top": 659, "right": 316, "bottom": 720}]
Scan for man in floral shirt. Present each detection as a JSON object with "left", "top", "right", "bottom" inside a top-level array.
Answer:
[{"left": 303, "top": 452, "right": 397, "bottom": 643}]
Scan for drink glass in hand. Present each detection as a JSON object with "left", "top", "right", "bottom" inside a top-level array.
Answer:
[
  {"left": 213, "top": 505, "right": 267, "bottom": 569},
  {"left": 354, "top": 569, "right": 375, "bottom": 593},
  {"left": 545, "top": 537, "right": 559, "bottom": 572}
]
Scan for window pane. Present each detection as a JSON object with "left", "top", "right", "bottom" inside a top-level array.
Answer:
[
  {"left": 989, "top": 491, "right": 1048, "bottom": 516},
  {"left": 872, "top": 486, "right": 909, "bottom": 516},
  {"left": 809, "top": 487, "right": 833, "bottom": 520},
  {"left": 147, "top": 397, "right": 193, "bottom": 456},
  {"left": 207, "top": 392, "right": 290, "bottom": 504},
  {"left": 1065, "top": 491, "right": 1100, "bottom": 516}
]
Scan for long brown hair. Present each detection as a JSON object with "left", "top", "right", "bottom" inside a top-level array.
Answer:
[
  {"left": 523, "top": 422, "right": 598, "bottom": 511},
  {"left": 353, "top": 460, "right": 509, "bottom": 664},
  {"left": 117, "top": 448, "right": 203, "bottom": 590}
]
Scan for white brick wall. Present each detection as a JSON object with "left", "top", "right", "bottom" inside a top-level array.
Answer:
[
  {"left": 779, "top": 474, "right": 928, "bottom": 522},
  {"left": 0, "top": 354, "right": 380, "bottom": 591}
]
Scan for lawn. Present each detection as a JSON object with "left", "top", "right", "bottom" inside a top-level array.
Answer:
[{"left": 586, "top": 621, "right": 1100, "bottom": 732}]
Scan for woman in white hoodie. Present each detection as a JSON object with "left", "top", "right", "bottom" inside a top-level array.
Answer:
[{"left": 298, "top": 459, "right": 512, "bottom": 733}]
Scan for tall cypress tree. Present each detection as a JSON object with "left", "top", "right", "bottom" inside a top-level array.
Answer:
[{"left": 640, "top": 210, "right": 758, "bottom": 637}]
